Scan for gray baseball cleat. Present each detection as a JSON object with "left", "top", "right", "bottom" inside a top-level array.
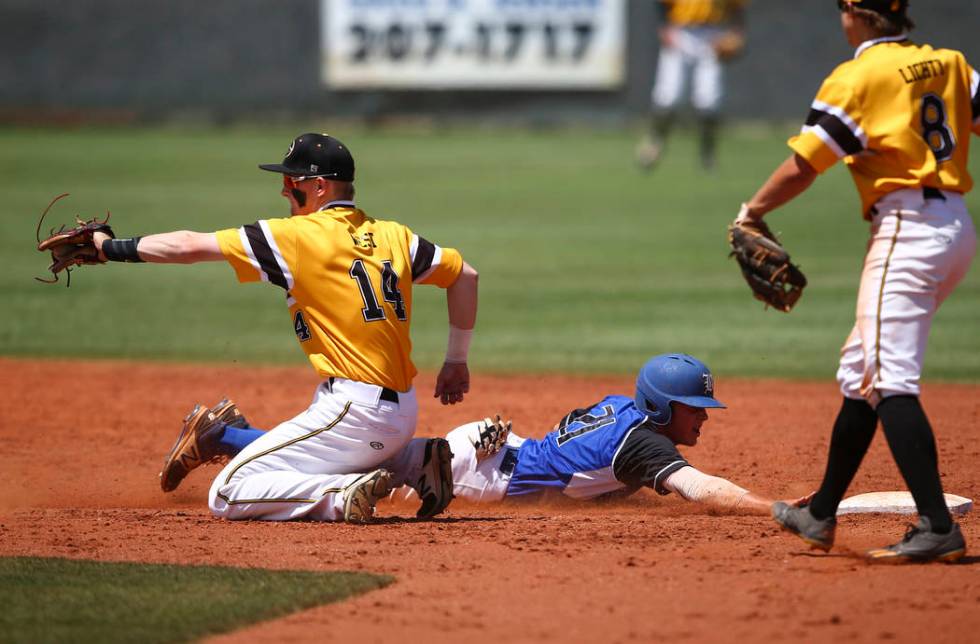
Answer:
[
  {"left": 342, "top": 469, "right": 394, "bottom": 524},
  {"left": 474, "top": 415, "right": 511, "bottom": 461},
  {"left": 415, "top": 438, "right": 455, "bottom": 519},
  {"left": 866, "top": 517, "right": 966, "bottom": 564},
  {"left": 772, "top": 502, "right": 837, "bottom": 552}
]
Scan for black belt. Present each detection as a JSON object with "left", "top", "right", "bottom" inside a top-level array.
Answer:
[
  {"left": 923, "top": 187, "right": 946, "bottom": 201},
  {"left": 327, "top": 377, "right": 399, "bottom": 403}
]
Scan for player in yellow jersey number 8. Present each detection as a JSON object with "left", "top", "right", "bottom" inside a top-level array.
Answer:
[{"left": 732, "top": 0, "right": 978, "bottom": 562}]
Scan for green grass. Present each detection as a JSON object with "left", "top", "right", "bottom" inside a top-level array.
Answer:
[
  {"left": 0, "top": 556, "right": 391, "bottom": 644},
  {"left": 1, "top": 124, "right": 977, "bottom": 380}
]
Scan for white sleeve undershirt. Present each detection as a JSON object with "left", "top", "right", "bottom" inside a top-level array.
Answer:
[{"left": 662, "top": 465, "right": 751, "bottom": 510}]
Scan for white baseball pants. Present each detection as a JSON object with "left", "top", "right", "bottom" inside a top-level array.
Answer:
[
  {"left": 651, "top": 27, "right": 723, "bottom": 113},
  {"left": 388, "top": 422, "right": 526, "bottom": 505},
  {"left": 209, "top": 378, "right": 417, "bottom": 521},
  {"left": 837, "top": 189, "right": 976, "bottom": 405},
  {"left": 444, "top": 422, "right": 526, "bottom": 503}
]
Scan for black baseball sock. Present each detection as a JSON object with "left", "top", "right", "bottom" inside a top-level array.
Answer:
[
  {"left": 808, "top": 397, "right": 878, "bottom": 520},
  {"left": 698, "top": 114, "right": 719, "bottom": 170},
  {"left": 650, "top": 110, "right": 674, "bottom": 145},
  {"left": 877, "top": 395, "right": 953, "bottom": 534}
]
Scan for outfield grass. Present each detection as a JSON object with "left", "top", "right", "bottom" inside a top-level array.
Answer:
[
  {"left": 1, "top": 124, "right": 977, "bottom": 380},
  {"left": 0, "top": 556, "right": 391, "bottom": 643}
]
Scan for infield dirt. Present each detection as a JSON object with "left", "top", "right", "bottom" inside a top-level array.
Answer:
[{"left": 1, "top": 358, "right": 978, "bottom": 643}]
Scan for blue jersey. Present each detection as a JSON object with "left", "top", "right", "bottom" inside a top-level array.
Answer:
[{"left": 506, "top": 395, "right": 689, "bottom": 500}]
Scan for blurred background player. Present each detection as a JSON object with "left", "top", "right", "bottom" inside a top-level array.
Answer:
[
  {"left": 103, "top": 132, "right": 479, "bottom": 524},
  {"left": 735, "top": 0, "right": 977, "bottom": 562},
  {"left": 636, "top": 0, "right": 747, "bottom": 172},
  {"left": 179, "top": 354, "right": 803, "bottom": 515}
]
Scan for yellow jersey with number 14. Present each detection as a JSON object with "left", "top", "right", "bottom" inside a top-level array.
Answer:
[
  {"left": 215, "top": 202, "right": 463, "bottom": 392},
  {"left": 789, "top": 37, "right": 980, "bottom": 218}
]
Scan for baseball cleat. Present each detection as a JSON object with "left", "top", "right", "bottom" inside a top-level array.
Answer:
[
  {"left": 160, "top": 405, "right": 215, "bottom": 493},
  {"left": 415, "top": 438, "right": 455, "bottom": 519},
  {"left": 634, "top": 138, "right": 662, "bottom": 171},
  {"left": 159, "top": 399, "right": 244, "bottom": 493},
  {"left": 772, "top": 502, "right": 837, "bottom": 552},
  {"left": 866, "top": 518, "right": 966, "bottom": 564},
  {"left": 474, "top": 415, "right": 511, "bottom": 461},
  {"left": 209, "top": 398, "right": 249, "bottom": 430},
  {"left": 342, "top": 469, "right": 394, "bottom": 524}
]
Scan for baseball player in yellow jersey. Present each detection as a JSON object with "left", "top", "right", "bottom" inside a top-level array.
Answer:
[
  {"left": 636, "top": 0, "right": 747, "bottom": 172},
  {"left": 733, "top": 1, "right": 978, "bottom": 562},
  {"left": 94, "top": 132, "right": 479, "bottom": 524}
]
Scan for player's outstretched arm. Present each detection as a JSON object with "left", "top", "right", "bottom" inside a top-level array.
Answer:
[
  {"left": 662, "top": 466, "right": 773, "bottom": 515},
  {"left": 94, "top": 230, "right": 223, "bottom": 264},
  {"left": 739, "top": 153, "right": 817, "bottom": 222},
  {"left": 435, "top": 261, "right": 478, "bottom": 405}
]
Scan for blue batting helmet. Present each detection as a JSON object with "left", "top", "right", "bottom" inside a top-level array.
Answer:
[{"left": 635, "top": 353, "right": 726, "bottom": 425}]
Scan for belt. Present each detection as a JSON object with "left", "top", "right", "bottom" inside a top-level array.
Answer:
[
  {"left": 923, "top": 187, "right": 946, "bottom": 201},
  {"left": 327, "top": 377, "right": 399, "bottom": 403}
]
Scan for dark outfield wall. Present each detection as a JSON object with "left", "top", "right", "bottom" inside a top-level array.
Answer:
[{"left": 1, "top": 0, "right": 978, "bottom": 123}]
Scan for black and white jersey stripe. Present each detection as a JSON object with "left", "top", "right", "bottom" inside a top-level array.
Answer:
[
  {"left": 971, "top": 68, "right": 980, "bottom": 125},
  {"left": 802, "top": 100, "right": 867, "bottom": 158},
  {"left": 653, "top": 460, "right": 689, "bottom": 495},
  {"left": 409, "top": 234, "right": 443, "bottom": 283},
  {"left": 238, "top": 221, "right": 294, "bottom": 292}
]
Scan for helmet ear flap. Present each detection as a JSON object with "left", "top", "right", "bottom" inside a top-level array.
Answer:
[{"left": 635, "top": 392, "right": 673, "bottom": 426}]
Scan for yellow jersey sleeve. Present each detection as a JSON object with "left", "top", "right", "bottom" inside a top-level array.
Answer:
[
  {"left": 788, "top": 74, "right": 864, "bottom": 174},
  {"left": 788, "top": 41, "right": 977, "bottom": 217},
  {"left": 409, "top": 233, "right": 463, "bottom": 288},
  {"left": 215, "top": 219, "right": 297, "bottom": 290}
]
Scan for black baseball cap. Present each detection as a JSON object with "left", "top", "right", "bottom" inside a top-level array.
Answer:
[
  {"left": 837, "top": 0, "right": 908, "bottom": 14},
  {"left": 259, "top": 133, "right": 355, "bottom": 181}
]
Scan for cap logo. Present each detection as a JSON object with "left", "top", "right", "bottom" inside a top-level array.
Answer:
[
  {"left": 702, "top": 373, "right": 714, "bottom": 396},
  {"left": 287, "top": 140, "right": 296, "bottom": 155},
  {"left": 310, "top": 164, "right": 318, "bottom": 172}
]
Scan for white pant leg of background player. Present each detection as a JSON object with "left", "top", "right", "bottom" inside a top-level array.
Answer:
[
  {"left": 690, "top": 30, "right": 722, "bottom": 113},
  {"left": 837, "top": 191, "right": 977, "bottom": 402},
  {"left": 651, "top": 42, "right": 687, "bottom": 110},
  {"left": 209, "top": 382, "right": 418, "bottom": 521}
]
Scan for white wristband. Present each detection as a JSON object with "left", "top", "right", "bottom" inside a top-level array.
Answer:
[
  {"left": 445, "top": 325, "right": 473, "bottom": 364},
  {"left": 736, "top": 203, "right": 752, "bottom": 223}
]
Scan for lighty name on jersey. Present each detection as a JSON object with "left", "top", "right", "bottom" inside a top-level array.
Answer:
[
  {"left": 898, "top": 59, "right": 946, "bottom": 84},
  {"left": 351, "top": 232, "right": 377, "bottom": 249}
]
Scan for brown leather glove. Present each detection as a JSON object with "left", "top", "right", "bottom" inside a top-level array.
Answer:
[
  {"left": 728, "top": 217, "right": 807, "bottom": 312},
  {"left": 35, "top": 194, "right": 114, "bottom": 285}
]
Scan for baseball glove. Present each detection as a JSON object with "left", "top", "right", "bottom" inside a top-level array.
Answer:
[
  {"left": 474, "top": 415, "right": 511, "bottom": 461},
  {"left": 35, "top": 193, "right": 114, "bottom": 286},
  {"left": 713, "top": 30, "right": 745, "bottom": 62},
  {"left": 727, "top": 218, "right": 807, "bottom": 312}
]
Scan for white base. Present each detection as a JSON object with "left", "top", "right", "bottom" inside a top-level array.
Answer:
[{"left": 837, "top": 491, "right": 973, "bottom": 516}]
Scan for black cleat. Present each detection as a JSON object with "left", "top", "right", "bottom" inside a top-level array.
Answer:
[{"left": 415, "top": 438, "right": 455, "bottom": 519}]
